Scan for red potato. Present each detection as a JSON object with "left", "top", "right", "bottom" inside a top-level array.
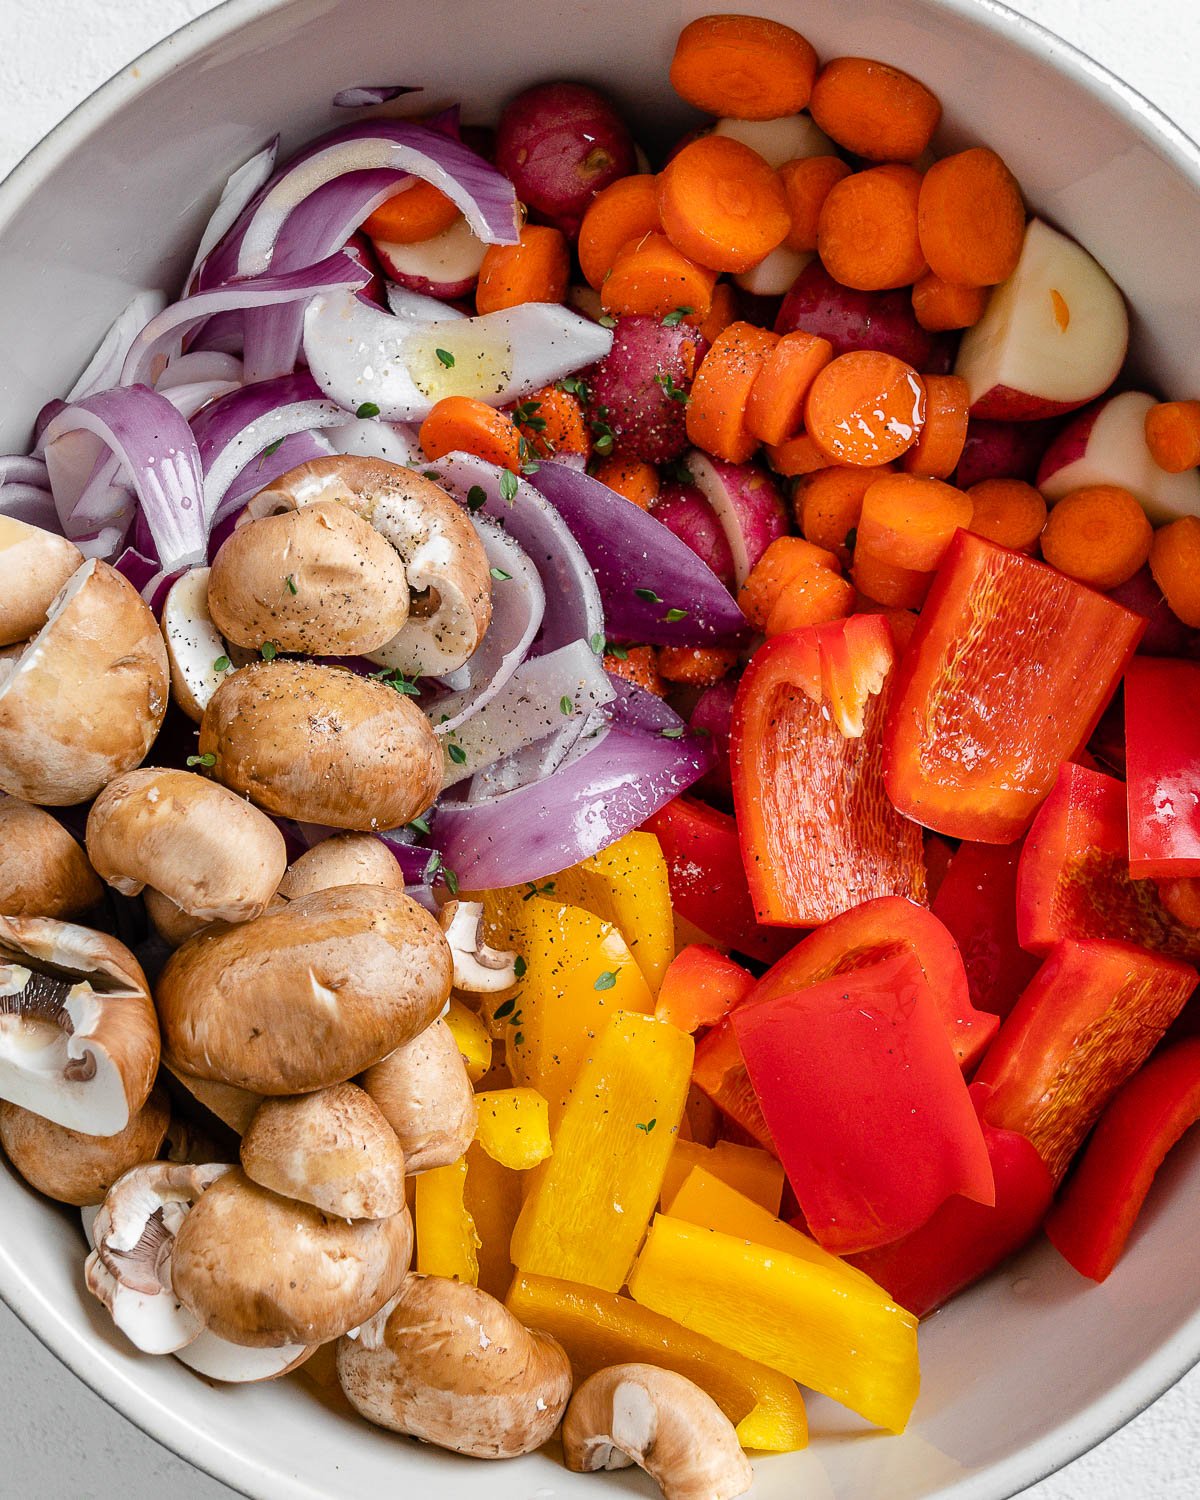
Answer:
[
  {"left": 1107, "top": 567, "right": 1200, "bottom": 661},
  {"left": 372, "top": 216, "right": 487, "bottom": 298},
  {"left": 342, "top": 232, "right": 386, "bottom": 304},
  {"left": 953, "top": 415, "right": 1063, "bottom": 489},
  {"left": 689, "top": 675, "right": 738, "bottom": 798},
  {"left": 585, "top": 315, "right": 709, "bottom": 464},
  {"left": 650, "top": 481, "right": 736, "bottom": 587},
  {"left": 495, "top": 81, "right": 636, "bottom": 237},
  {"left": 775, "top": 259, "right": 952, "bottom": 372},
  {"left": 686, "top": 451, "right": 790, "bottom": 587}
]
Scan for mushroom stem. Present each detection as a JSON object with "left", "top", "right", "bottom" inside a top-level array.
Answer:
[{"left": 438, "top": 901, "right": 517, "bottom": 993}]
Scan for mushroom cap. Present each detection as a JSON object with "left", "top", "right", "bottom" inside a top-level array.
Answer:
[
  {"left": 0, "top": 559, "right": 169, "bottom": 805},
  {"left": 336, "top": 1273, "right": 572, "bottom": 1459},
  {"left": 0, "top": 1086, "right": 169, "bottom": 1206},
  {"left": 143, "top": 888, "right": 212, "bottom": 949},
  {"left": 157, "top": 884, "right": 452, "bottom": 1095},
  {"left": 0, "top": 515, "right": 82, "bottom": 648},
  {"left": 0, "top": 794, "right": 103, "bottom": 919},
  {"left": 240, "top": 1082, "right": 406, "bottom": 1219},
  {"left": 86, "top": 767, "right": 286, "bottom": 922},
  {"left": 160, "top": 566, "right": 235, "bottom": 723},
  {"left": 277, "top": 833, "right": 406, "bottom": 902},
  {"left": 172, "top": 1167, "right": 413, "bottom": 1347},
  {"left": 0, "top": 914, "right": 159, "bottom": 1134},
  {"left": 164, "top": 1061, "right": 265, "bottom": 1137},
  {"left": 198, "top": 658, "right": 441, "bottom": 831},
  {"left": 359, "top": 1017, "right": 477, "bottom": 1175},
  {"left": 209, "top": 500, "right": 410, "bottom": 655}
]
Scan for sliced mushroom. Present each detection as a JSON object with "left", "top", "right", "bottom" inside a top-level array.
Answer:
[
  {"left": 157, "top": 884, "right": 452, "bottom": 1094},
  {"left": 0, "top": 559, "right": 168, "bottom": 805},
  {"left": 561, "top": 1365, "right": 754, "bottom": 1500},
  {"left": 0, "top": 914, "right": 159, "bottom": 1134},
  {"left": 277, "top": 834, "right": 407, "bottom": 902},
  {"left": 248, "top": 457, "right": 491, "bottom": 677},
  {"left": 171, "top": 1167, "right": 413, "bottom": 1347},
  {"left": 240, "top": 1082, "right": 406, "bottom": 1219},
  {"left": 0, "top": 794, "right": 102, "bottom": 919},
  {"left": 175, "top": 1330, "right": 317, "bottom": 1384},
  {"left": 160, "top": 566, "right": 235, "bottom": 723},
  {"left": 439, "top": 900, "right": 517, "bottom": 992},
  {"left": 0, "top": 1087, "right": 169, "bottom": 1206},
  {"left": 0, "top": 515, "right": 82, "bottom": 647},
  {"left": 199, "top": 659, "right": 442, "bottom": 830},
  {"left": 336, "top": 1273, "right": 572, "bottom": 1458},
  {"left": 360, "top": 1017, "right": 476, "bottom": 1174}
]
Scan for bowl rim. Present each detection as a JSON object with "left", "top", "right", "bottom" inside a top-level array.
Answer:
[{"left": 1, "top": 1, "right": 1199, "bottom": 1497}]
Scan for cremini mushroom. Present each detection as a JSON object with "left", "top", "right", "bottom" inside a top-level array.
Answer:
[
  {"left": 160, "top": 566, "right": 239, "bottom": 723},
  {"left": 171, "top": 1167, "right": 413, "bottom": 1347},
  {"left": 240, "top": 1082, "right": 406, "bottom": 1219},
  {"left": 86, "top": 767, "right": 286, "bottom": 925},
  {"left": 164, "top": 1061, "right": 265, "bottom": 1137},
  {"left": 157, "top": 884, "right": 452, "bottom": 1094},
  {"left": 175, "top": 1329, "right": 317, "bottom": 1384},
  {"left": 0, "top": 559, "right": 168, "bottom": 805},
  {"left": 143, "top": 888, "right": 212, "bottom": 949},
  {"left": 0, "top": 515, "right": 81, "bottom": 647},
  {"left": 247, "top": 456, "right": 491, "bottom": 677},
  {"left": 439, "top": 900, "right": 518, "bottom": 992},
  {"left": 0, "top": 914, "right": 159, "bottom": 1134},
  {"left": 199, "top": 658, "right": 442, "bottom": 830},
  {"left": 360, "top": 1017, "right": 476, "bottom": 1174},
  {"left": 561, "top": 1364, "right": 754, "bottom": 1500},
  {"left": 336, "top": 1273, "right": 572, "bottom": 1458},
  {"left": 0, "top": 1087, "right": 169, "bottom": 1206},
  {"left": 277, "top": 833, "right": 406, "bottom": 902},
  {"left": 0, "top": 794, "right": 102, "bottom": 919}
]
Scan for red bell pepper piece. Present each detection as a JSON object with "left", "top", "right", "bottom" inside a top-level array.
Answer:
[
  {"left": 1124, "top": 658, "right": 1200, "bottom": 879},
  {"left": 932, "top": 840, "right": 1040, "bottom": 1022},
  {"left": 848, "top": 1083, "right": 1055, "bottom": 1317},
  {"left": 731, "top": 614, "right": 926, "bottom": 926},
  {"left": 1045, "top": 1038, "right": 1200, "bottom": 1282},
  {"left": 1017, "top": 761, "right": 1200, "bottom": 963},
  {"left": 973, "top": 938, "right": 1197, "bottom": 1182},
  {"left": 923, "top": 835, "right": 957, "bottom": 903},
  {"left": 733, "top": 951, "right": 995, "bottom": 1256},
  {"left": 654, "top": 944, "right": 755, "bottom": 1033},
  {"left": 883, "top": 530, "right": 1143, "bottom": 843}
]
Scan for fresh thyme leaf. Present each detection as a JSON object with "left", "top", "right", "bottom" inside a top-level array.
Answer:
[{"left": 355, "top": 401, "right": 381, "bottom": 419}]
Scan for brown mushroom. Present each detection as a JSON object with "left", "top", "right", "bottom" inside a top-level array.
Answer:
[
  {"left": 164, "top": 1061, "right": 265, "bottom": 1137},
  {"left": 439, "top": 900, "right": 517, "bottom": 992},
  {"left": 175, "top": 1330, "right": 317, "bottom": 1384},
  {"left": 0, "top": 1086, "right": 169, "bottom": 1206},
  {"left": 160, "top": 566, "right": 237, "bottom": 723},
  {"left": 277, "top": 833, "right": 406, "bottom": 902},
  {"left": 142, "top": 888, "right": 212, "bottom": 949},
  {"left": 360, "top": 1017, "right": 476, "bottom": 1174},
  {"left": 0, "top": 515, "right": 81, "bottom": 647},
  {"left": 0, "top": 794, "right": 102, "bottom": 919}
]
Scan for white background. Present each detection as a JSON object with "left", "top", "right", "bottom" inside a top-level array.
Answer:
[{"left": 0, "top": 0, "right": 1198, "bottom": 1496}]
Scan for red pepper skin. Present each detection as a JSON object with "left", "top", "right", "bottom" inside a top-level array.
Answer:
[
  {"left": 1045, "top": 1038, "right": 1200, "bottom": 1282},
  {"left": 848, "top": 1084, "right": 1055, "bottom": 1318},
  {"left": 1124, "top": 658, "right": 1200, "bottom": 879},
  {"left": 655, "top": 944, "right": 755, "bottom": 1033},
  {"left": 932, "top": 840, "right": 1040, "bottom": 1023},
  {"left": 883, "top": 530, "right": 1143, "bottom": 843},
  {"left": 733, "top": 952, "right": 995, "bottom": 1256}
]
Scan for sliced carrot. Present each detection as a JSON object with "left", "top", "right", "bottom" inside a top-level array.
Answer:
[
  {"left": 851, "top": 547, "right": 931, "bottom": 610},
  {"left": 691, "top": 280, "right": 738, "bottom": 344},
  {"left": 669, "top": 13, "right": 819, "bottom": 120},
  {"left": 766, "top": 569, "right": 857, "bottom": 635},
  {"left": 419, "top": 396, "right": 521, "bottom": 472},
  {"left": 656, "top": 644, "right": 740, "bottom": 684},
  {"left": 966, "top": 478, "right": 1047, "bottom": 553},
  {"left": 604, "top": 645, "right": 665, "bottom": 697},
  {"left": 578, "top": 175, "right": 662, "bottom": 290},
  {"left": 779, "top": 155, "right": 854, "bottom": 253},
  {"left": 809, "top": 57, "right": 942, "bottom": 163},
  {"left": 1040, "top": 484, "right": 1152, "bottom": 591},
  {"left": 738, "top": 536, "right": 853, "bottom": 635},
  {"left": 1150, "top": 515, "right": 1200, "bottom": 626},
  {"left": 795, "top": 464, "right": 891, "bottom": 557},
  {"left": 804, "top": 350, "right": 927, "bottom": 467},
  {"left": 857, "top": 471, "right": 973, "bottom": 571},
  {"left": 1145, "top": 400, "right": 1200, "bottom": 474},
  {"left": 686, "top": 320, "right": 780, "bottom": 463},
  {"left": 744, "top": 331, "right": 834, "bottom": 446},
  {"left": 763, "top": 431, "right": 828, "bottom": 477},
  {"left": 917, "top": 147, "right": 1025, "bottom": 288},
  {"left": 476, "top": 225, "right": 570, "bottom": 315},
  {"left": 513, "top": 385, "right": 589, "bottom": 460},
  {"left": 657, "top": 135, "right": 791, "bottom": 274},
  {"left": 592, "top": 454, "right": 660, "bottom": 510},
  {"left": 902, "top": 374, "right": 969, "bottom": 479},
  {"left": 601, "top": 231, "right": 717, "bottom": 320},
  {"left": 363, "top": 180, "right": 460, "bottom": 244},
  {"left": 816, "top": 164, "right": 927, "bottom": 292},
  {"left": 911, "top": 271, "right": 989, "bottom": 332}
]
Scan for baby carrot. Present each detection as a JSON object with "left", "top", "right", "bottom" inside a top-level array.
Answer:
[
  {"left": 601, "top": 232, "right": 717, "bottom": 320},
  {"left": 902, "top": 374, "right": 969, "bottom": 479},
  {"left": 764, "top": 432, "right": 828, "bottom": 477},
  {"left": 795, "top": 464, "right": 891, "bottom": 557},
  {"left": 669, "top": 13, "right": 819, "bottom": 120},
  {"left": 966, "top": 478, "right": 1047, "bottom": 552},
  {"left": 578, "top": 175, "right": 662, "bottom": 290},
  {"left": 1040, "top": 484, "right": 1152, "bottom": 590},
  {"left": 363, "top": 181, "right": 460, "bottom": 244},
  {"left": 1149, "top": 515, "right": 1200, "bottom": 626},
  {"left": 817, "top": 164, "right": 927, "bottom": 292},
  {"left": 745, "top": 331, "right": 834, "bottom": 446},
  {"left": 686, "top": 320, "right": 780, "bottom": 463},
  {"left": 419, "top": 396, "right": 521, "bottom": 472},
  {"left": 850, "top": 547, "right": 931, "bottom": 610},
  {"left": 513, "top": 385, "right": 589, "bottom": 460},
  {"left": 804, "top": 350, "right": 927, "bottom": 466},
  {"left": 1145, "top": 400, "right": 1200, "bottom": 473},
  {"left": 739, "top": 536, "right": 853, "bottom": 635},
  {"left": 809, "top": 57, "right": 942, "bottom": 163},
  {"left": 657, "top": 644, "right": 740, "bottom": 684},
  {"left": 605, "top": 645, "right": 665, "bottom": 697},
  {"left": 917, "top": 147, "right": 1025, "bottom": 288},
  {"left": 592, "top": 454, "right": 660, "bottom": 510},
  {"left": 476, "top": 225, "right": 570, "bottom": 315},
  {"left": 779, "top": 156, "right": 853, "bottom": 253},
  {"left": 857, "top": 471, "right": 973, "bottom": 571},
  {"left": 911, "top": 271, "right": 989, "bottom": 331},
  {"left": 657, "top": 135, "right": 791, "bottom": 274}
]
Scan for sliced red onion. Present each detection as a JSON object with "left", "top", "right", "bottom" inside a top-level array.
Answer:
[
  {"left": 155, "top": 352, "right": 244, "bottom": 391},
  {"left": 211, "top": 430, "right": 337, "bottom": 536},
  {"left": 0, "top": 455, "right": 49, "bottom": 489},
  {"left": 385, "top": 283, "right": 466, "bottom": 322},
  {"left": 185, "top": 140, "right": 279, "bottom": 292},
  {"left": 0, "top": 483, "right": 60, "bottom": 529},
  {"left": 161, "top": 379, "right": 243, "bottom": 423},
  {"left": 323, "top": 416, "right": 417, "bottom": 465},
  {"left": 185, "top": 310, "right": 245, "bottom": 356},
  {"left": 32, "top": 400, "right": 66, "bottom": 456},
  {"left": 66, "top": 292, "right": 167, "bottom": 402},
  {"left": 467, "top": 710, "right": 601, "bottom": 800},
  {"left": 372, "top": 828, "right": 440, "bottom": 886},
  {"left": 333, "top": 85, "right": 423, "bottom": 108},
  {"left": 63, "top": 449, "right": 131, "bottom": 555}
]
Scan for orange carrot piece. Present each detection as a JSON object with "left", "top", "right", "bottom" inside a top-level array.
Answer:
[
  {"left": 779, "top": 155, "right": 853, "bottom": 253},
  {"left": 669, "top": 13, "right": 819, "bottom": 120},
  {"left": 688, "top": 281, "right": 737, "bottom": 345},
  {"left": 804, "top": 350, "right": 927, "bottom": 467},
  {"left": 966, "top": 478, "right": 1047, "bottom": 553},
  {"left": 1145, "top": 400, "right": 1200, "bottom": 474},
  {"left": 738, "top": 536, "right": 851, "bottom": 637},
  {"left": 857, "top": 471, "right": 973, "bottom": 572},
  {"left": 911, "top": 271, "right": 989, "bottom": 332},
  {"left": 816, "top": 164, "right": 927, "bottom": 292},
  {"left": 419, "top": 396, "right": 522, "bottom": 472},
  {"left": 514, "top": 385, "right": 589, "bottom": 460},
  {"left": 764, "top": 432, "right": 827, "bottom": 477},
  {"left": 578, "top": 175, "right": 662, "bottom": 290},
  {"left": 476, "top": 225, "right": 569, "bottom": 316},
  {"left": 795, "top": 464, "right": 890, "bottom": 556},
  {"left": 851, "top": 548, "right": 931, "bottom": 610},
  {"left": 901, "top": 374, "right": 969, "bottom": 479},
  {"left": 657, "top": 136, "right": 791, "bottom": 274},
  {"left": 593, "top": 454, "right": 660, "bottom": 510},
  {"left": 657, "top": 645, "right": 740, "bottom": 685},
  {"left": 686, "top": 320, "right": 780, "bottom": 463},
  {"left": 1040, "top": 484, "right": 1152, "bottom": 591},
  {"left": 809, "top": 57, "right": 942, "bottom": 163},
  {"left": 1150, "top": 516, "right": 1200, "bottom": 626},
  {"left": 765, "top": 570, "right": 857, "bottom": 635},
  {"left": 604, "top": 645, "right": 665, "bottom": 697},
  {"left": 917, "top": 147, "right": 1025, "bottom": 288},
  {"left": 745, "top": 331, "right": 834, "bottom": 446},
  {"left": 601, "top": 231, "right": 717, "bottom": 320},
  {"left": 363, "top": 180, "right": 460, "bottom": 244},
  {"left": 874, "top": 607, "right": 919, "bottom": 653}
]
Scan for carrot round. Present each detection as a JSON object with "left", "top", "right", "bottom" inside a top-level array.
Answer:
[
  {"left": 604, "top": 645, "right": 665, "bottom": 697},
  {"left": 513, "top": 385, "right": 589, "bottom": 460},
  {"left": 902, "top": 374, "right": 969, "bottom": 479},
  {"left": 693, "top": 280, "right": 738, "bottom": 344},
  {"left": 857, "top": 471, "right": 973, "bottom": 572},
  {"left": 363, "top": 180, "right": 460, "bottom": 244},
  {"left": 745, "top": 331, "right": 834, "bottom": 446},
  {"left": 817, "top": 164, "right": 927, "bottom": 292},
  {"left": 917, "top": 147, "right": 1025, "bottom": 288},
  {"left": 686, "top": 320, "right": 780, "bottom": 463},
  {"left": 850, "top": 547, "right": 931, "bottom": 610},
  {"left": 912, "top": 271, "right": 989, "bottom": 331},
  {"left": 809, "top": 57, "right": 942, "bottom": 163},
  {"left": 656, "top": 644, "right": 739, "bottom": 684},
  {"left": 795, "top": 464, "right": 891, "bottom": 557},
  {"left": 669, "top": 13, "right": 819, "bottom": 120},
  {"left": 419, "top": 396, "right": 521, "bottom": 472},
  {"left": 601, "top": 231, "right": 717, "bottom": 320},
  {"left": 739, "top": 536, "right": 853, "bottom": 635},
  {"left": 966, "top": 478, "right": 1047, "bottom": 553},
  {"left": 1040, "top": 484, "right": 1152, "bottom": 590},
  {"left": 476, "top": 225, "right": 570, "bottom": 315},
  {"left": 578, "top": 175, "right": 662, "bottom": 290},
  {"left": 592, "top": 454, "right": 660, "bottom": 510},
  {"left": 657, "top": 135, "right": 791, "bottom": 274},
  {"left": 804, "top": 350, "right": 927, "bottom": 466},
  {"left": 764, "top": 431, "right": 828, "bottom": 478},
  {"left": 779, "top": 155, "right": 854, "bottom": 253},
  {"left": 1145, "top": 400, "right": 1200, "bottom": 474},
  {"left": 1149, "top": 515, "right": 1200, "bottom": 626}
]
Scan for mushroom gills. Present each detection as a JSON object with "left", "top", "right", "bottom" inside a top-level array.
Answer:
[{"left": 0, "top": 966, "right": 127, "bottom": 1125}]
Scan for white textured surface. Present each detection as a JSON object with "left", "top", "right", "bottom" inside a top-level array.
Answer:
[{"left": 0, "top": 0, "right": 1197, "bottom": 1496}]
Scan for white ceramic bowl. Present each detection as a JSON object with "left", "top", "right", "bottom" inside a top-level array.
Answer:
[{"left": 2, "top": 2, "right": 1200, "bottom": 1496}]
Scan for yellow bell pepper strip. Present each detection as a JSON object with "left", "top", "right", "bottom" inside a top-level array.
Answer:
[
  {"left": 511, "top": 1012, "right": 694, "bottom": 1292},
  {"left": 474, "top": 1088, "right": 552, "bottom": 1171},
  {"left": 627, "top": 1213, "right": 920, "bottom": 1433},
  {"left": 461, "top": 1141, "right": 522, "bottom": 1300},
  {"left": 660, "top": 1138, "right": 785, "bottom": 1214},
  {"left": 414, "top": 1157, "right": 480, "bottom": 1284},
  {"left": 506, "top": 1272, "right": 808, "bottom": 1452},
  {"left": 444, "top": 998, "right": 493, "bottom": 1084}
]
